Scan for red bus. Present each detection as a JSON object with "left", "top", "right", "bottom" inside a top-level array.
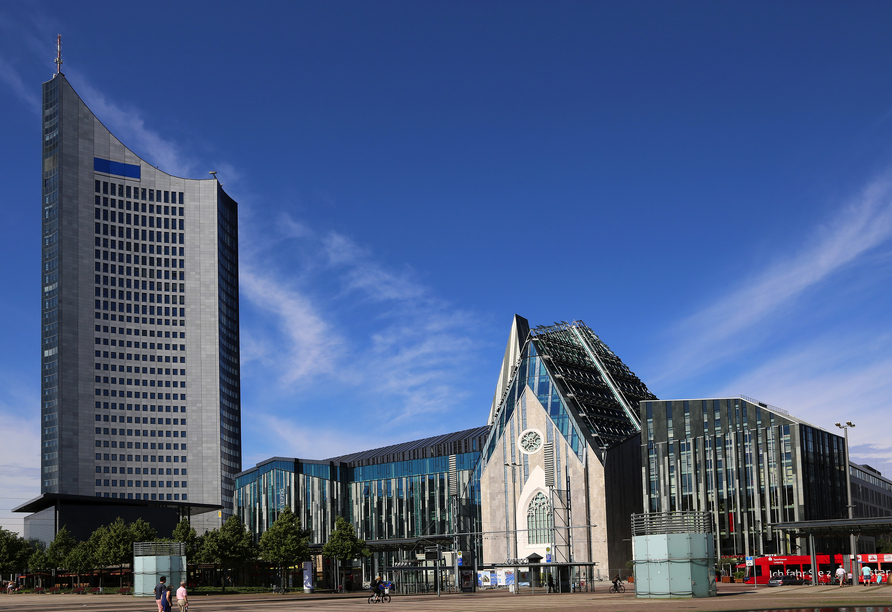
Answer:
[{"left": 740, "top": 554, "right": 892, "bottom": 585}]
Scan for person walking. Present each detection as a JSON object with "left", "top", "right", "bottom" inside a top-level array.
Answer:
[
  {"left": 862, "top": 564, "right": 872, "bottom": 586},
  {"left": 154, "top": 576, "right": 171, "bottom": 612},
  {"left": 176, "top": 580, "right": 188, "bottom": 612},
  {"left": 835, "top": 565, "right": 846, "bottom": 587}
]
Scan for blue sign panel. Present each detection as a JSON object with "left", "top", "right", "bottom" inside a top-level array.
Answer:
[{"left": 94, "top": 157, "right": 141, "bottom": 179}]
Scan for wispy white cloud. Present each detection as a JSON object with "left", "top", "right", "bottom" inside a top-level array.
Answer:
[
  {"left": 246, "top": 414, "right": 399, "bottom": 462},
  {"left": 0, "top": 56, "right": 40, "bottom": 113},
  {"left": 652, "top": 171, "right": 892, "bottom": 386},
  {"left": 713, "top": 331, "right": 892, "bottom": 470},
  {"left": 0, "top": 379, "right": 42, "bottom": 536},
  {"left": 239, "top": 266, "right": 344, "bottom": 384},
  {"left": 73, "top": 77, "right": 192, "bottom": 177},
  {"left": 239, "top": 214, "right": 484, "bottom": 431}
]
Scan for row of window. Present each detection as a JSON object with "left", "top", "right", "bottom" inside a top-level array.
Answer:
[
  {"left": 96, "top": 222, "right": 184, "bottom": 245},
  {"left": 96, "top": 479, "right": 186, "bottom": 488},
  {"left": 95, "top": 207, "right": 185, "bottom": 227},
  {"left": 95, "top": 289, "right": 185, "bottom": 305},
  {"left": 96, "top": 428, "right": 186, "bottom": 437},
  {"left": 94, "top": 389, "right": 184, "bottom": 400},
  {"left": 94, "top": 437, "right": 186, "bottom": 454},
  {"left": 96, "top": 414, "right": 185, "bottom": 424},
  {"left": 95, "top": 450, "right": 183, "bottom": 460},
  {"left": 97, "top": 493, "right": 186, "bottom": 500},
  {"left": 96, "top": 257, "right": 184, "bottom": 273},
  {"left": 96, "top": 268, "right": 182, "bottom": 286},
  {"left": 97, "top": 466, "right": 184, "bottom": 475},
  {"left": 95, "top": 180, "right": 184, "bottom": 205},
  {"left": 96, "top": 238, "right": 181, "bottom": 258},
  {"left": 95, "top": 341, "right": 184, "bottom": 353},
  {"left": 95, "top": 380, "right": 185, "bottom": 391},
  {"left": 95, "top": 403, "right": 183, "bottom": 412},
  {"left": 96, "top": 302, "right": 185, "bottom": 318},
  {"left": 96, "top": 348, "right": 184, "bottom": 358},
  {"left": 95, "top": 325, "right": 182, "bottom": 338},
  {"left": 97, "top": 277, "right": 185, "bottom": 294},
  {"left": 97, "top": 369, "right": 183, "bottom": 380},
  {"left": 97, "top": 367, "right": 184, "bottom": 377}
]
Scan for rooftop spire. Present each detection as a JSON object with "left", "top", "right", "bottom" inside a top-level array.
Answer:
[{"left": 55, "top": 34, "right": 63, "bottom": 74}]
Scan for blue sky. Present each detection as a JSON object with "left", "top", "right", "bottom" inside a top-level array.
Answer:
[{"left": 3, "top": 1, "right": 892, "bottom": 533}]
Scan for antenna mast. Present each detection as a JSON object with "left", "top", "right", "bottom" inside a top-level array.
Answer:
[{"left": 55, "top": 34, "right": 63, "bottom": 74}]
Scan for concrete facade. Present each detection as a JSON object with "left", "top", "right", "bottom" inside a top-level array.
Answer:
[{"left": 33, "top": 73, "right": 239, "bottom": 539}]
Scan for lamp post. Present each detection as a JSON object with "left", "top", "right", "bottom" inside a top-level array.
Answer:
[{"left": 835, "top": 422, "right": 857, "bottom": 569}]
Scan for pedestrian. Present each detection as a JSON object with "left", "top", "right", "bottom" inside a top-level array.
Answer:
[
  {"left": 862, "top": 564, "right": 872, "bottom": 586},
  {"left": 176, "top": 580, "right": 188, "bottom": 612},
  {"left": 835, "top": 565, "right": 846, "bottom": 588},
  {"left": 154, "top": 576, "right": 171, "bottom": 612}
]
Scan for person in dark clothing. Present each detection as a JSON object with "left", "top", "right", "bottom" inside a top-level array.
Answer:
[
  {"left": 370, "top": 576, "right": 384, "bottom": 601},
  {"left": 154, "top": 576, "right": 171, "bottom": 612}
]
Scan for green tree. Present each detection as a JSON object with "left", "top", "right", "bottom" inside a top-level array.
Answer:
[
  {"left": 65, "top": 541, "right": 96, "bottom": 587},
  {"left": 27, "top": 548, "right": 50, "bottom": 588},
  {"left": 0, "top": 528, "right": 33, "bottom": 578},
  {"left": 88, "top": 525, "right": 108, "bottom": 589},
  {"left": 130, "top": 518, "right": 157, "bottom": 543},
  {"left": 322, "top": 516, "right": 368, "bottom": 591},
  {"left": 46, "top": 526, "right": 76, "bottom": 571},
  {"left": 259, "top": 508, "right": 310, "bottom": 591},
  {"left": 198, "top": 515, "right": 257, "bottom": 591},
  {"left": 171, "top": 519, "right": 201, "bottom": 561}
]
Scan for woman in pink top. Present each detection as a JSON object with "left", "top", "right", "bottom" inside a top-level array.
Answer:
[{"left": 175, "top": 581, "right": 188, "bottom": 612}]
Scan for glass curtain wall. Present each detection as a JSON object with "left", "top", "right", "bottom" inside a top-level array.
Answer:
[{"left": 641, "top": 398, "right": 848, "bottom": 558}]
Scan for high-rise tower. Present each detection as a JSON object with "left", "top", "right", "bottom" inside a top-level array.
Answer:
[{"left": 37, "top": 71, "right": 240, "bottom": 534}]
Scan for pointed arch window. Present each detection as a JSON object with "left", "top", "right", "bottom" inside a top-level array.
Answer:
[{"left": 527, "top": 492, "right": 552, "bottom": 544}]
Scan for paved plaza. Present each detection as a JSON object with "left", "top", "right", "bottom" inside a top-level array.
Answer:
[{"left": 2, "top": 584, "right": 892, "bottom": 612}]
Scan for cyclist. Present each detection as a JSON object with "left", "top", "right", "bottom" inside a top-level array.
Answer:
[
  {"left": 612, "top": 574, "right": 622, "bottom": 592},
  {"left": 370, "top": 576, "right": 384, "bottom": 602}
]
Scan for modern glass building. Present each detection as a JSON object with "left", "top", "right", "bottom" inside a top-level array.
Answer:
[
  {"left": 235, "top": 427, "right": 489, "bottom": 587},
  {"left": 639, "top": 396, "right": 849, "bottom": 558},
  {"left": 27, "top": 68, "right": 240, "bottom": 539}
]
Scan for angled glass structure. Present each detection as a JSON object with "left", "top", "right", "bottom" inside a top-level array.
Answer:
[
  {"left": 477, "top": 315, "right": 656, "bottom": 579},
  {"left": 481, "top": 316, "right": 656, "bottom": 466}
]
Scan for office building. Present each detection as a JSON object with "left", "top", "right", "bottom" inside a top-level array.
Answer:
[
  {"left": 639, "top": 396, "right": 850, "bottom": 558},
  {"left": 24, "top": 70, "right": 240, "bottom": 540}
]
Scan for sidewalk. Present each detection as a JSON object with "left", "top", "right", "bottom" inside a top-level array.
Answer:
[{"left": 2, "top": 583, "right": 891, "bottom": 612}]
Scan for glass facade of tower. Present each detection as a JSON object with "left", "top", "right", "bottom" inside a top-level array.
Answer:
[
  {"left": 640, "top": 397, "right": 849, "bottom": 558},
  {"left": 40, "top": 76, "right": 62, "bottom": 491},
  {"left": 235, "top": 427, "right": 488, "bottom": 584}
]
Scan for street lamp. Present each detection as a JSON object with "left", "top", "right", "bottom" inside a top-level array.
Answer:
[{"left": 835, "top": 422, "right": 857, "bottom": 565}]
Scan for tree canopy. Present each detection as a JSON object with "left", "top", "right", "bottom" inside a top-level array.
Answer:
[
  {"left": 46, "top": 525, "right": 76, "bottom": 569},
  {"left": 259, "top": 508, "right": 310, "bottom": 578},
  {"left": 171, "top": 519, "right": 202, "bottom": 561},
  {"left": 0, "top": 528, "right": 34, "bottom": 576},
  {"left": 322, "top": 516, "right": 368, "bottom": 563},
  {"left": 198, "top": 515, "right": 257, "bottom": 590}
]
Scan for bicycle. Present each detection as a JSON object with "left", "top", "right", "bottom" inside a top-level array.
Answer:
[
  {"left": 608, "top": 582, "right": 625, "bottom": 594},
  {"left": 367, "top": 592, "right": 391, "bottom": 603}
]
